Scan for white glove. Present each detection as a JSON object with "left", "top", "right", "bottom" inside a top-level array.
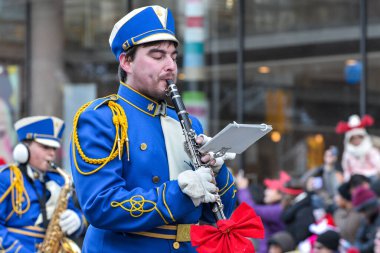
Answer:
[
  {"left": 198, "top": 134, "right": 236, "bottom": 174},
  {"left": 59, "top": 209, "right": 81, "bottom": 236},
  {"left": 178, "top": 167, "right": 218, "bottom": 207}
]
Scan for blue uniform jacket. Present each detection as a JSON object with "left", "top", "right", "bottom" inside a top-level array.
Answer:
[
  {"left": 0, "top": 165, "right": 84, "bottom": 253},
  {"left": 70, "top": 82, "right": 236, "bottom": 253}
]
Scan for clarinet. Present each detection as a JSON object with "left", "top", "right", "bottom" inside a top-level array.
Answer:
[{"left": 166, "top": 79, "right": 226, "bottom": 221}]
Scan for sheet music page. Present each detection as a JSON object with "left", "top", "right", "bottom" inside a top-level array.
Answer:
[{"left": 198, "top": 122, "right": 272, "bottom": 155}]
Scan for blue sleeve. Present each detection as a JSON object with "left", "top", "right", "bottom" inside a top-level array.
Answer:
[
  {"left": 70, "top": 106, "right": 198, "bottom": 232},
  {"left": 211, "top": 165, "right": 237, "bottom": 221}
]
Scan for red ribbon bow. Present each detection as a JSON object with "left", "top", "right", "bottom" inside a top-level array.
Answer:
[{"left": 191, "top": 202, "right": 265, "bottom": 253}]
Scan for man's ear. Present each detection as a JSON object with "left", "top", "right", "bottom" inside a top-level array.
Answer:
[{"left": 119, "top": 53, "right": 132, "bottom": 73}]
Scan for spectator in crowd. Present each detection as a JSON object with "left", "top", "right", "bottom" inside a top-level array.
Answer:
[
  {"left": 349, "top": 174, "right": 371, "bottom": 193},
  {"left": 236, "top": 170, "right": 289, "bottom": 253},
  {"left": 333, "top": 182, "right": 362, "bottom": 245},
  {"left": 303, "top": 146, "right": 344, "bottom": 212},
  {"left": 0, "top": 80, "right": 16, "bottom": 164},
  {"left": 268, "top": 231, "right": 296, "bottom": 253},
  {"left": 336, "top": 114, "right": 380, "bottom": 182},
  {"left": 374, "top": 228, "right": 380, "bottom": 253},
  {"left": 313, "top": 230, "right": 341, "bottom": 253},
  {"left": 371, "top": 179, "right": 380, "bottom": 198},
  {"left": 281, "top": 178, "right": 315, "bottom": 244},
  {"left": 298, "top": 209, "right": 336, "bottom": 253},
  {"left": 352, "top": 186, "right": 380, "bottom": 252},
  {"left": 349, "top": 173, "right": 380, "bottom": 200}
]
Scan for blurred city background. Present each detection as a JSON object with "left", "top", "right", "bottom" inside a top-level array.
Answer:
[{"left": 1, "top": 0, "right": 380, "bottom": 180}]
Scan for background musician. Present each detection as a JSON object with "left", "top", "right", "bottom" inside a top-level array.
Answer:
[{"left": 0, "top": 116, "right": 85, "bottom": 252}]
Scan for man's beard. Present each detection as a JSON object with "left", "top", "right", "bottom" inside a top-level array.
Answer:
[{"left": 346, "top": 136, "right": 373, "bottom": 158}]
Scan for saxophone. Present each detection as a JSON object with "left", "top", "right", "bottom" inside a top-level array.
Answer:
[{"left": 37, "top": 162, "right": 81, "bottom": 253}]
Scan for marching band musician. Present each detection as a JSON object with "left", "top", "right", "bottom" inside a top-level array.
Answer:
[
  {"left": 70, "top": 5, "right": 236, "bottom": 253},
  {"left": 0, "top": 116, "right": 86, "bottom": 252}
]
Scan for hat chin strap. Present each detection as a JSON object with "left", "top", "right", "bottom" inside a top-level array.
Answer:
[{"left": 13, "top": 143, "right": 30, "bottom": 164}]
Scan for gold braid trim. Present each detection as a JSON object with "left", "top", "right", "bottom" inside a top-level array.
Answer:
[
  {"left": 111, "top": 195, "right": 169, "bottom": 224},
  {"left": 219, "top": 182, "right": 235, "bottom": 197},
  {"left": 0, "top": 165, "right": 31, "bottom": 216},
  {"left": 217, "top": 172, "right": 236, "bottom": 198},
  {"left": 72, "top": 98, "right": 129, "bottom": 175},
  {"left": 218, "top": 171, "right": 231, "bottom": 194},
  {"left": 161, "top": 184, "right": 175, "bottom": 222}
]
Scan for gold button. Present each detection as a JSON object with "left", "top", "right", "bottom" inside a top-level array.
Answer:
[
  {"left": 152, "top": 176, "right": 160, "bottom": 183},
  {"left": 172, "top": 242, "right": 180, "bottom": 249},
  {"left": 33, "top": 172, "right": 39, "bottom": 179},
  {"left": 140, "top": 143, "right": 147, "bottom": 151}
]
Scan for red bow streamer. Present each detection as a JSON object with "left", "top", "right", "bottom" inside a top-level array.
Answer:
[{"left": 191, "top": 202, "right": 265, "bottom": 253}]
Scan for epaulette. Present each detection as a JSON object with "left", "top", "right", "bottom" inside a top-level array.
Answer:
[
  {"left": 94, "top": 94, "right": 119, "bottom": 110},
  {"left": 72, "top": 94, "right": 130, "bottom": 176},
  {"left": 0, "top": 164, "right": 31, "bottom": 215}
]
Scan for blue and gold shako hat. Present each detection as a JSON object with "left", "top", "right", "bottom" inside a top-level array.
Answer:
[
  {"left": 109, "top": 5, "right": 178, "bottom": 60},
  {"left": 14, "top": 116, "right": 65, "bottom": 148}
]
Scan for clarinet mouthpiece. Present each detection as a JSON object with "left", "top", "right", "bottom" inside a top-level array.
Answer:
[
  {"left": 166, "top": 79, "right": 174, "bottom": 86},
  {"left": 165, "top": 79, "right": 175, "bottom": 97}
]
